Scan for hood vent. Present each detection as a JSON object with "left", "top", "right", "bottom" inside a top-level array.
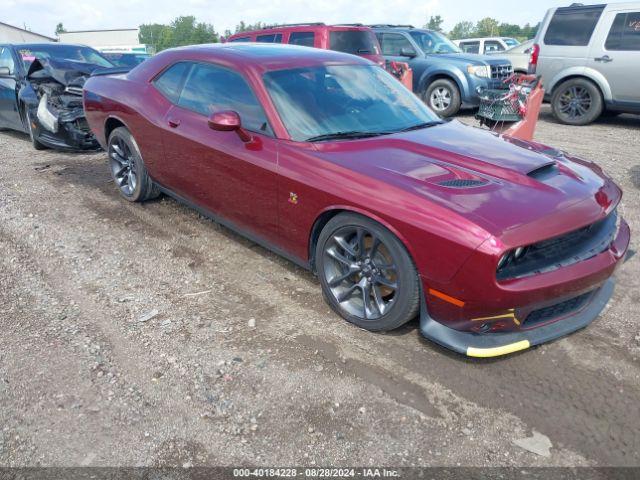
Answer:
[
  {"left": 437, "top": 179, "right": 488, "bottom": 188},
  {"left": 527, "top": 162, "right": 559, "bottom": 181}
]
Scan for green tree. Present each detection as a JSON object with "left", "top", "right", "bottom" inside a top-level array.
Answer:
[
  {"left": 425, "top": 15, "right": 444, "bottom": 33},
  {"left": 498, "top": 23, "right": 522, "bottom": 38},
  {"left": 449, "top": 21, "right": 475, "bottom": 40},
  {"left": 55, "top": 22, "right": 66, "bottom": 36},
  {"left": 139, "top": 16, "right": 218, "bottom": 52},
  {"left": 475, "top": 17, "right": 500, "bottom": 37}
]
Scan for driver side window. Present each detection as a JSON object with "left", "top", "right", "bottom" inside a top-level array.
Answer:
[
  {"left": 0, "top": 47, "right": 15, "bottom": 74},
  {"left": 177, "top": 63, "right": 272, "bottom": 136}
]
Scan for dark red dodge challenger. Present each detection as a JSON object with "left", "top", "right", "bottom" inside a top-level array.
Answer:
[{"left": 83, "top": 43, "right": 630, "bottom": 357}]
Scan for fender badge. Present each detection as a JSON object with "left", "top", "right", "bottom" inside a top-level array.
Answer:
[{"left": 288, "top": 192, "right": 298, "bottom": 205}]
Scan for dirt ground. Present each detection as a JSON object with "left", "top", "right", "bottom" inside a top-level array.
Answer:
[{"left": 1, "top": 106, "right": 639, "bottom": 468}]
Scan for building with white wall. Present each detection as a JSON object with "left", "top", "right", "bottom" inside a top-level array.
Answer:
[
  {"left": 0, "top": 21, "right": 55, "bottom": 43},
  {"left": 58, "top": 29, "right": 148, "bottom": 53}
]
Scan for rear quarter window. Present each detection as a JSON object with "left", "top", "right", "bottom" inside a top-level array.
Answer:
[
  {"left": 544, "top": 5, "right": 605, "bottom": 46},
  {"left": 256, "top": 33, "right": 283, "bottom": 43},
  {"left": 153, "top": 62, "right": 191, "bottom": 103},
  {"left": 460, "top": 41, "right": 480, "bottom": 54},
  {"left": 329, "top": 30, "right": 379, "bottom": 55},
  {"left": 288, "top": 32, "right": 315, "bottom": 47}
]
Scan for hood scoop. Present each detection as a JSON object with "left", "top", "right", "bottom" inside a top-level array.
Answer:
[
  {"left": 437, "top": 179, "right": 488, "bottom": 188},
  {"left": 527, "top": 162, "right": 559, "bottom": 181}
]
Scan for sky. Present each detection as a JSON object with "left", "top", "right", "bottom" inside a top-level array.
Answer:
[{"left": 4, "top": 0, "right": 601, "bottom": 38}]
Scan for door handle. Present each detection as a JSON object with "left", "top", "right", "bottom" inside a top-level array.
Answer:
[
  {"left": 167, "top": 117, "right": 181, "bottom": 128},
  {"left": 594, "top": 55, "right": 613, "bottom": 63}
]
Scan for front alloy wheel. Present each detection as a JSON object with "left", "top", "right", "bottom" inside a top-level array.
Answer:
[
  {"left": 430, "top": 87, "right": 452, "bottom": 112},
  {"left": 323, "top": 226, "right": 398, "bottom": 320},
  {"left": 316, "top": 213, "right": 420, "bottom": 331}
]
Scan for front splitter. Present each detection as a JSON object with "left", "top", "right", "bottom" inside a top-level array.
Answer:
[{"left": 419, "top": 278, "right": 615, "bottom": 358}]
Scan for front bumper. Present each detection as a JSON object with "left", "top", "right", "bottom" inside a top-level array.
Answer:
[
  {"left": 420, "top": 278, "right": 615, "bottom": 357},
  {"left": 29, "top": 104, "right": 100, "bottom": 151}
]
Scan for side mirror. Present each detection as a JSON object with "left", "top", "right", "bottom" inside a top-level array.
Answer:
[
  {"left": 400, "top": 48, "right": 416, "bottom": 58},
  {"left": 208, "top": 110, "right": 251, "bottom": 142},
  {"left": 0, "top": 66, "right": 12, "bottom": 76}
]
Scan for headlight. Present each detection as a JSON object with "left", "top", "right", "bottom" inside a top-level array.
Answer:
[{"left": 467, "top": 65, "right": 491, "bottom": 78}]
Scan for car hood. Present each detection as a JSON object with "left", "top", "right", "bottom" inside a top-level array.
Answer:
[
  {"left": 27, "top": 57, "right": 107, "bottom": 88},
  {"left": 310, "top": 120, "right": 620, "bottom": 245}
]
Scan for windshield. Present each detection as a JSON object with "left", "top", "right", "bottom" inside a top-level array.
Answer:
[
  {"left": 503, "top": 38, "right": 520, "bottom": 47},
  {"left": 103, "top": 53, "right": 150, "bottom": 67},
  {"left": 409, "top": 31, "right": 461, "bottom": 54},
  {"left": 263, "top": 64, "right": 440, "bottom": 142},
  {"left": 17, "top": 45, "right": 114, "bottom": 69}
]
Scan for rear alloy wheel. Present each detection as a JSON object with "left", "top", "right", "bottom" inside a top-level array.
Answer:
[
  {"left": 108, "top": 127, "right": 160, "bottom": 202},
  {"left": 316, "top": 213, "right": 420, "bottom": 331},
  {"left": 424, "top": 78, "right": 461, "bottom": 117},
  {"left": 551, "top": 78, "right": 603, "bottom": 126}
]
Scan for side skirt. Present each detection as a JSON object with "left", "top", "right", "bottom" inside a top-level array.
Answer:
[{"left": 156, "top": 184, "right": 312, "bottom": 272}]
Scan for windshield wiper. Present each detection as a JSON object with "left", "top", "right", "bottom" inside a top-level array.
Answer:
[
  {"left": 396, "top": 121, "right": 444, "bottom": 132},
  {"left": 305, "top": 131, "right": 388, "bottom": 142}
]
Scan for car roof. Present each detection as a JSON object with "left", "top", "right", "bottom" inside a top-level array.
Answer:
[
  {"left": 130, "top": 43, "right": 371, "bottom": 81},
  {"left": 228, "top": 23, "right": 372, "bottom": 39}
]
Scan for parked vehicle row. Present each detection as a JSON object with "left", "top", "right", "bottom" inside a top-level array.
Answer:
[
  {"left": 530, "top": 2, "right": 640, "bottom": 125},
  {"left": 0, "top": 43, "right": 116, "bottom": 150},
  {"left": 81, "top": 43, "right": 629, "bottom": 357},
  {"left": 228, "top": 23, "right": 514, "bottom": 117}
]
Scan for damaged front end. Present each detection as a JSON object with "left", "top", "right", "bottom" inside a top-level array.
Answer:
[{"left": 22, "top": 58, "right": 102, "bottom": 150}]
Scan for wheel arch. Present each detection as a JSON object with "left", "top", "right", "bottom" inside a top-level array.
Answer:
[
  {"left": 104, "top": 116, "right": 129, "bottom": 143},
  {"left": 548, "top": 69, "right": 610, "bottom": 102},
  {"left": 307, "top": 206, "right": 419, "bottom": 274},
  {"left": 418, "top": 69, "right": 465, "bottom": 98}
]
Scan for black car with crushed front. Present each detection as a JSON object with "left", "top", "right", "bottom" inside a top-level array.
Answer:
[{"left": 0, "top": 43, "right": 116, "bottom": 151}]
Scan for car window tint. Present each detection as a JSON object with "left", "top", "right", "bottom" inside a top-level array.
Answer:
[
  {"left": 606, "top": 12, "right": 640, "bottom": 51},
  {"left": 288, "top": 32, "right": 315, "bottom": 47},
  {"left": 177, "top": 62, "right": 271, "bottom": 135},
  {"left": 256, "top": 33, "right": 283, "bottom": 43},
  {"left": 379, "top": 33, "right": 414, "bottom": 56},
  {"left": 0, "top": 47, "right": 15, "bottom": 74},
  {"left": 153, "top": 62, "right": 191, "bottom": 103},
  {"left": 484, "top": 40, "right": 505, "bottom": 53},
  {"left": 229, "top": 37, "right": 251, "bottom": 42},
  {"left": 484, "top": 40, "right": 504, "bottom": 53},
  {"left": 460, "top": 41, "right": 480, "bottom": 54},
  {"left": 329, "top": 30, "right": 379, "bottom": 55},
  {"left": 544, "top": 5, "right": 605, "bottom": 46}
]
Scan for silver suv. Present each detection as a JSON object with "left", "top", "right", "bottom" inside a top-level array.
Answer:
[{"left": 530, "top": 3, "right": 640, "bottom": 125}]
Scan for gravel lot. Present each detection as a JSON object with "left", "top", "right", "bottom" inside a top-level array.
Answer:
[{"left": 0, "top": 106, "right": 639, "bottom": 468}]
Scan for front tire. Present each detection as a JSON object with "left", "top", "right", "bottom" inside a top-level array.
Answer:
[
  {"left": 108, "top": 127, "right": 160, "bottom": 202},
  {"left": 424, "top": 78, "right": 461, "bottom": 117},
  {"left": 26, "top": 110, "right": 47, "bottom": 150},
  {"left": 315, "top": 213, "right": 420, "bottom": 331},
  {"left": 551, "top": 78, "right": 603, "bottom": 126}
]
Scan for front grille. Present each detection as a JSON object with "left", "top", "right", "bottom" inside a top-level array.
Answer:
[
  {"left": 437, "top": 179, "right": 488, "bottom": 188},
  {"left": 524, "top": 291, "right": 593, "bottom": 327},
  {"left": 497, "top": 209, "right": 618, "bottom": 280},
  {"left": 491, "top": 64, "right": 513, "bottom": 80}
]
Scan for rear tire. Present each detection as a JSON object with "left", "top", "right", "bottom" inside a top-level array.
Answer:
[
  {"left": 315, "top": 213, "right": 420, "bottom": 332},
  {"left": 107, "top": 127, "right": 160, "bottom": 202},
  {"left": 551, "top": 78, "right": 603, "bottom": 126},
  {"left": 424, "top": 78, "right": 461, "bottom": 117}
]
